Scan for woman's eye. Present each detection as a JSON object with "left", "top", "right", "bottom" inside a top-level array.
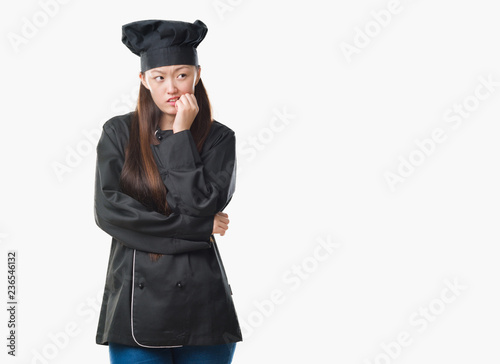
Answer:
[
  {"left": 154, "top": 76, "right": 163, "bottom": 81},
  {"left": 178, "top": 74, "right": 187, "bottom": 79}
]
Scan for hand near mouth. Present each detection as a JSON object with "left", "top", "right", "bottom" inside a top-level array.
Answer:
[{"left": 172, "top": 93, "right": 199, "bottom": 133}]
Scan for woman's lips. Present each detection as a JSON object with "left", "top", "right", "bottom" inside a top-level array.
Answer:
[{"left": 167, "top": 97, "right": 179, "bottom": 104}]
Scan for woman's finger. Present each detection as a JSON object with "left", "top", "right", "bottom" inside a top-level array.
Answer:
[{"left": 183, "top": 93, "right": 198, "bottom": 109}]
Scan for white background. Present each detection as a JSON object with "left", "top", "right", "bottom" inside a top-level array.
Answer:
[{"left": 1, "top": 0, "right": 499, "bottom": 363}]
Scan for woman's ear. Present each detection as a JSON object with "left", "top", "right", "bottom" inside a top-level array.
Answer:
[{"left": 139, "top": 72, "right": 150, "bottom": 90}]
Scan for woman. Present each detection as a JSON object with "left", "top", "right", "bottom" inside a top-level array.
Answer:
[{"left": 93, "top": 19, "right": 242, "bottom": 364}]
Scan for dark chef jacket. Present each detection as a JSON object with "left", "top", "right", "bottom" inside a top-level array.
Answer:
[{"left": 93, "top": 111, "right": 243, "bottom": 348}]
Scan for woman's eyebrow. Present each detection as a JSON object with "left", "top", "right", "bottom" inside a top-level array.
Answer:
[{"left": 151, "top": 66, "right": 190, "bottom": 74}]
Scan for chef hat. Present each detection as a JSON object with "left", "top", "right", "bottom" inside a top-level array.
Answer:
[{"left": 121, "top": 19, "right": 208, "bottom": 73}]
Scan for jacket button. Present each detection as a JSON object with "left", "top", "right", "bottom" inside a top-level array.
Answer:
[
  {"left": 155, "top": 130, "right": 163, "bottom": 140},
  {"left": 176, "top": 281, "right": 182, "bottom": 288},
  {"left": 138, "top": 283, "right": 144, "bottom": 289}
]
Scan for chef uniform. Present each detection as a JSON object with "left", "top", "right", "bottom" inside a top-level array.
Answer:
[{"left": 93, "top": 19, "right": 243, "bottom": 349}]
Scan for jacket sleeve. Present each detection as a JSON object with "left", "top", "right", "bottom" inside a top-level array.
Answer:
[
  {"left": 150, "top": 128, "right": 237, "bottom": 217},
  {"left": 94, "top": 125, "right": 215, "bottom": 255}
]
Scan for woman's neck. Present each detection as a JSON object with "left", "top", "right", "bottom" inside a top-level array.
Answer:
[{"left": 159, "top": 113, "right": 175, "bottom": 130}]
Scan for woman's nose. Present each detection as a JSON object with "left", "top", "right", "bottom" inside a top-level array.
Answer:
[{"left": 164, "top": 79, "right": 177, "bottom": 94}]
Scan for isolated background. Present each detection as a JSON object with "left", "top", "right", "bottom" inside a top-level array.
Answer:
[{"left": 1, "top": 0, "right": 499, "bottom": 362}]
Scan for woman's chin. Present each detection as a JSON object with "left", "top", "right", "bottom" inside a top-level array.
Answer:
[{"left": 160, "top": 107, "right": 177, "bottom": 115}]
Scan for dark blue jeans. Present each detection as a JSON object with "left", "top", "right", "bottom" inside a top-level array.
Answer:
[{"left": 108, "top": 342, "right": 237, "bottom": 364}]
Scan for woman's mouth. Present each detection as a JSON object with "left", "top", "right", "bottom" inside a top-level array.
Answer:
[{"left": 167, "top": 97, "right": 179, "bottom": 105}]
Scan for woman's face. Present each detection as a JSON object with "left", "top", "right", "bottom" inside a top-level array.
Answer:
[{"left": 140, "top": 64, "right": 201, "bottom": 117}]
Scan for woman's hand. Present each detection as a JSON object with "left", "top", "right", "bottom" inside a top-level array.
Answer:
[
  {"left": 212, "top": 212, "right": 230, "bottom": 236},
  {"left": 173, "top": 93, "right": 199, "bottom": 133}
]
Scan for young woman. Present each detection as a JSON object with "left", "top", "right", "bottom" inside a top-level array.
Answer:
[{"left": 93, "top": 19, "right": 242, "bottom": 364}]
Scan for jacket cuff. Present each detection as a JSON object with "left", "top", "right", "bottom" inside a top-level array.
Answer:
[
  {"left": 151, "top": 129, "right": 202, "bottom": 172},
  {"left": 180, "top": 213, "right": 214, "bottom": 241}
]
